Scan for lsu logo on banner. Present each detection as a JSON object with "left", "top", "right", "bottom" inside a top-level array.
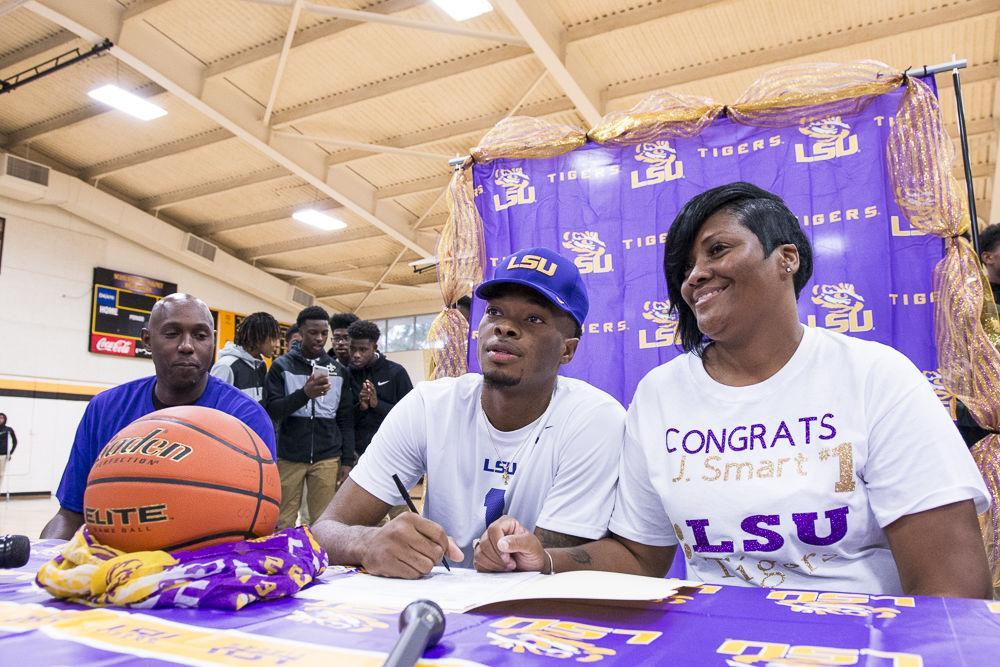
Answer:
[
  {"left": 507, "top": 253, "right": 557, "bottom": 277},
  {"left": 794, "top": 116, "right": 859, "bottom": 163},
  {"left": 890, "top": 214, "right": 927, "bottom": 237},
  {"left": 639, "top": 300, "right": 681, "bottom": 349},
  {"left": 630, "top": 141, "right": 684, "bottom": 189},
  {"left": 767, "top": 590, "right": 914, "bottom": 620},
  {"left": 807, "top": 283, "right": 874, "bottom": 333},
  {"left": 562, "top": 231, "right": 613, "bottom": 274},
  {"left": 718, "top": 639, "right": 922, "bottom": 666},
  {"left": 493, "top": 167, "right": 536, "bottom": 212}
]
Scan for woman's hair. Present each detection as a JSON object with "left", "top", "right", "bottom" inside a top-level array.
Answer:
[
  {"left": 235, "top": 312, "right": 280, "bottom": 350},
  {"left": 663, "top": 182, "right": 813, "bottom": 355}
]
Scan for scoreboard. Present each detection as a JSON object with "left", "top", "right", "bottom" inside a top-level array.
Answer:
[{"left": 90, "top": 267, "right": 177, "bottom": 358}]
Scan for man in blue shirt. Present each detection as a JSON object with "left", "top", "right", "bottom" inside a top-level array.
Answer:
[{"left": 41, "top": 293, "right": 277, "bottom": 540}]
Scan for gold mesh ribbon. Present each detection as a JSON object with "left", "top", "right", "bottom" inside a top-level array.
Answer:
[
  {"left": 728, "top": 61, "right": 901, "bottom": 128},
  {"left": 471, "top": 116, "right": 586, "bottom": 163},
  {"left": 425, "top": 167, "right": 485, "bottom": 379},
  {"left": 886, "top": 75, "right": 1000, "bottom": 592},
  {"left": 589, "top": 91, "right": 724, "bottom": 144}
]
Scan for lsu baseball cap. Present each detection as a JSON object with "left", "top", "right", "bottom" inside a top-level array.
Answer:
[{"left": 475, "top": 247, "right": 589, "bottom": 327}]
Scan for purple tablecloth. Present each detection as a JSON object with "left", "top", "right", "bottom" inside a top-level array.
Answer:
[{"left": 1, "top": 540, "right": 998, "bottom": 665}]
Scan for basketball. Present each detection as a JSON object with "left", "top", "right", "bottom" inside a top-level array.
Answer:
[{"left": 83, "top": 405, "right": 280, "bottom": 552}]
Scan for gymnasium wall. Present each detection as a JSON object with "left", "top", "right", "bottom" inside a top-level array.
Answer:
[{"left": 0, "top": 197, "right": 300, "bottom": 496}]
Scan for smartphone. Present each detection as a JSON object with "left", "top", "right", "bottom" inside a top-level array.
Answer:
[{"left": 311, "top": 364, "right": 330, "bottom": 380}]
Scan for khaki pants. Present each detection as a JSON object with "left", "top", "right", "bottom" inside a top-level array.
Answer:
[
  {"left": 0, "top": 456, "right": 8, "bottom": 494},
  {"left": 277, "top": 458, "right": 340, "bottom": 529}
]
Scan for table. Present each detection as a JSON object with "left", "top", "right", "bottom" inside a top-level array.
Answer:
[{"left": 1, "top": 541, "right": 999, "bottom": 665}]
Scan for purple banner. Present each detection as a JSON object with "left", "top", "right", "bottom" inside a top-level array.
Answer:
[
  {"left": 3, "top": 540, "right": 1000, "bottom": 665},
  {"left": 470, "top": 82, "right": 945, "bottom": 406}
]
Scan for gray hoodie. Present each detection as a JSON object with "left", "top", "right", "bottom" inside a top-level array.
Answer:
[{"left": 210, "top": 342, "right": 267, "bottom": 401}]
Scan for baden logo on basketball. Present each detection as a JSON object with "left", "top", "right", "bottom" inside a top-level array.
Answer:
[
  {"left": 794, "top": 116, "right": 859, "bottom": 163},
  {"left": 562, "top": 231, "right": 613, "bottom": 274},
  {"left": 630, "top": 141, "right": 684, "bottom": 189},
  {"left": 639, "top": 299, "right": 681, "bottom": 349},
  {"left": 807, "top": 283, "right": 873, "bottom": 333},
  {"left": 97, "top": 428, "right": 193, "bottom": 463},
  {"left": 492, "top": 167, "right": 536, "bottom": 212}
]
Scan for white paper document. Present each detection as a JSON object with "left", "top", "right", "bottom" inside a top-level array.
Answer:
[{"left": 297, "top": 567, "right": 697, "bottom": 613}]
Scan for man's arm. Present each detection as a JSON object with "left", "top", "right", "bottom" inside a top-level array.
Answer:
[
  {"left": 262, "top": 362, "right": 309, "bottom": 422},
  {"left": 40, "top": 508, "right": 83, "bottom": 540},
  {"left": 312, "top": 478, "right": 462, "bottom": 578},
  {"left": 474, "top": 515, "right": 674, "bottom": 576},
  {"left": 8, "top": 428, "right": 15, "bottom": 454},
  {"left": 884, "top": 499, "right": 991, "bottom": 598}
]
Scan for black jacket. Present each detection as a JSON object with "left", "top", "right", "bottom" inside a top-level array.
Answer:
[
  {"left": 0, "top": 426, "right": 16, "bottom": 456},
  {"left": 349, "top": 353, "right": 413, "bottom": 455},
  {"left": 263, "top": 344, "right": 356, "bottom": 466}
]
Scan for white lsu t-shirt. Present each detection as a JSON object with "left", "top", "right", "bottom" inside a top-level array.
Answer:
[
  {"left": 350, "top": 373, "right": 626, "bottom": 567},
  {"left": 610, "top": 326, "right": 989, "bottom": 595}
]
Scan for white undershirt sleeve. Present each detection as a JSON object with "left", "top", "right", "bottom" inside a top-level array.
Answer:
[
  {"left": 862, "top": 348, "right": 990, "bottom": 528},
  {"left": 534, "top": 398, "right": 626, "bottom": 540},
  {"left": 609, "top": 394, "right": 679, "bottom": 547}
]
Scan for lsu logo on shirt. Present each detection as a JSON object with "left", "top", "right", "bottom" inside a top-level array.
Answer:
[
  {"left": 561, "top": 231, "right": 613, "bottom": 274},
  {"left": 794, "top": 116, "right": 859, "bottom": 163},
  {"left": 806, "top": 283, "right": 873, "bottom": 333},
  {"left": 630, "top": 141, "right": 684, "bottom": 189},
  {"left": 492, "top": 167, "right": 536, "bottom": 212},
  {"left": 639, "top": 299, "right": 682, "bottom": 349},
  {"left": 507, "top": 253, "right": 557, "bottom": 277}
]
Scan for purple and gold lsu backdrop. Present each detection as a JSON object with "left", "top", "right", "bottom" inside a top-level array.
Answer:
[{"left": 470, "top": 83, "right": 943, "bottom": 406}]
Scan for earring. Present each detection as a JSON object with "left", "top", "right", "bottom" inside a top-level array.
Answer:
[{"left": 784, "top": 266, "right": 792, "bottom": 273}]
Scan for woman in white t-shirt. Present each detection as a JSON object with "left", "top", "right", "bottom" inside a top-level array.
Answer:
[{"left": 476, "top": 182, "right": 991, "bottom": 597}]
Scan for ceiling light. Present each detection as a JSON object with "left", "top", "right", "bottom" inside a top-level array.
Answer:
[
  {"left": 431, "top": 0, "right": 492, "bottom": 21},
  {"left": 293, "top": 209, "right": 347, "bottom": 231},
  {"left": 87, "top": 84, "right": 167, "bottom": 121}
]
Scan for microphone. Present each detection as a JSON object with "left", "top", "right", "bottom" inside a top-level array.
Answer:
[
  {"left": 0, "top": 534, "right": 29, "bottom": 569},
  {"left": 383, "top": 599, "right": 446, "bottom": 667}
]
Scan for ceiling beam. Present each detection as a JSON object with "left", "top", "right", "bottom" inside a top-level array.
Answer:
[
  {"left": 80, "top": 127, "right": 233, "bottom": 180},
  {"left": 122, "top": 0, "right": 173, "bottom": 21},
  {"left": 565, "top": 0, "right": 720, "bottom": 42},
  {"left": 264, "top": 266, "right": 433, "bottom": 293},
  {"left": 261, "top": 0, "right": 303, "bottom": 126},
  {"left": 0, "top": 28, "right": 76, "bottom": 73},
  {"left": 205, "top": 0, "right": 423, "bottom": 80},
  {"left": 271, "top": 44, "right": 531, "bottom": 127},
  {"left": 140, "top": 165, "right": 290, "bottom": 210},
  {"left": 241, "top": 227, "right": 385, "bottom": 260},
  {"left": 495, "top": 0, "right": 602, "bottom": 126},
  {"left": 605, "top": 0, "right": 999, "bottom": 103},
  {"left": 376, "top": 173, "right": 452, "bottom": 199},
  {"left": 326, "top": 96, "right": 577, "bottom": 165},
  {"left": 28, "top": 0, "right": 435, "bottom": 258},
  {"left": 242, "top": 0, "right": 527, "bottom": 45},
  {"left": 193, "top": 198, "right": 340, "bottom": 236},
  {"left": 4, "top": 83, "right": 166, "bottom": 147}
]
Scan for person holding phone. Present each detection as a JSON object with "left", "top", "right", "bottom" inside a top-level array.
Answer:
[{"left": 263, "top": 306, "right": 356, "bottom": 529}]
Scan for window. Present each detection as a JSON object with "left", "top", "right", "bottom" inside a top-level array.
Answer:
[{"left": 375, "top": 313, "right": 442, "bottom": 353}]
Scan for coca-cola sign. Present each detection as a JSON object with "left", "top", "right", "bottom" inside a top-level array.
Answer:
[{"left": 91, "top": 334, "right": 135, "bottom": 357}]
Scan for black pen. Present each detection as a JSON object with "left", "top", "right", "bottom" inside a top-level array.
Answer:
[{"left": 392, "top": 473, "right": 451, "bottom": 571}]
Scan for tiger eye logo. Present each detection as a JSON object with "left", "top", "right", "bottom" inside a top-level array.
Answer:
[
  {"left": 639, "top": 299, "right": 681, "bottom": 349},
  {"left": 795, "top": 116, "right": 859, "bottom": 163},
  {"left": 492, "top": 167, "right": 536, "bottom": 212},
  {"left": 562, "top": 231, "right": 613, "bottom": 274},
  {"left": 630, "top": 141, "right": 684, "bottom": 189},
  {"left": 807, "top": 283, "right": 873, "bottom": 333}
]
